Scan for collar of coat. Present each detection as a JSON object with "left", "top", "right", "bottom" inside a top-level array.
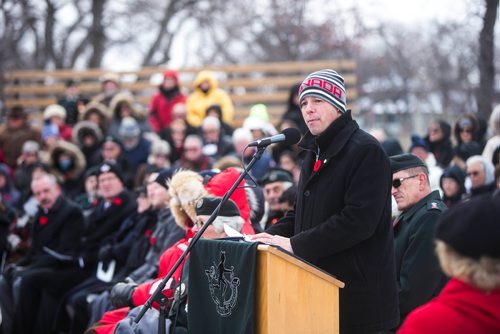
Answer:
[
  {"left": 397, "top": 190, "right": 442, "bottom": 223},
  {"left": 39, "top": 195, "right": 65, "bottom": 215},
  {"left": 299, "top": 110, "right": 359, "bottom": 159}
]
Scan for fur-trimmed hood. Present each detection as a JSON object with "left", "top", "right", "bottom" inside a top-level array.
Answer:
[
  {"left": 72, "top": 121, "right": 104, "bottom": 147},
  {"left": 81, "top": 102, "right": 112, "bottom": 132},
  {"left": 109, "top": 92, "right": 146, "bottom": 121},
  {"left": 168, "top": 170, "right": 207, "bottom": 229},
  {"left": 48, "top": 140, "right": 87, "bottom": 181}
]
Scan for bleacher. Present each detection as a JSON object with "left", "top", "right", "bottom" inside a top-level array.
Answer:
[{"left": 3, "top": 59, "right": 356, "bottom": 126}]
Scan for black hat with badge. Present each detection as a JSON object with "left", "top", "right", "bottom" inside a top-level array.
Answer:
[
  {"left": 154, "top": 168, "right": 175, "bottom": 190},
  {"left": 259, "top": 168, "right": 293, "bottom": 186},
  {"left": 389, "top": 153, "right": 428, "bottom": 174},
  {"left": 195, "top": 196, "right": 240, "bottom": 217},
  {"left": 435, "top": 193, "right": 500, "bottom": 259},
  {"left": 97, "top": 162, "right": 124, "bottom": 184}
]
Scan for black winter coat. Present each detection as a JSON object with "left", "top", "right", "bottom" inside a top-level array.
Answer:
[
  {"left": 267, "top": 112, "right": 399, "bottom": 333},
  {"left": 393, "top": 190, "right": 447, "bottom": 324},
  {"left": 80, "top": 190, "right": 137, "bottom": 269},
  {"left": 18, "top": 196, "right": 84, "bottom": 269}
]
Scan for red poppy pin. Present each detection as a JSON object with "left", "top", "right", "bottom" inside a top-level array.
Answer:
[
  {"left": 313, "top": 160, "right": 322, "bottom": 172},
  {"left": 150, "top": 236, "right": 156, "bottom": 246},
  {"left": 144, "top": 229, "right": 152, "bottom": 238},
  {"left": 39, "top": 216, "right": 48, "bottom": 226},
  {"left": 92, "top": 199, "right": 99, "bottom": 207},
  {"left": 112, "top": 198, "right": 122, "bottom": 206}
]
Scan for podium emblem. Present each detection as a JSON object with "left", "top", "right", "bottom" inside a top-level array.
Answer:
[{"left": 204, "top": 250, "right": 240, "bottom": 317}]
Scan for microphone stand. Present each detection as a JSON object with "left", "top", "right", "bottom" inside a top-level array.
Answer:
[{"left": 134, "top": 145, "right": 267, "bottom": 333}]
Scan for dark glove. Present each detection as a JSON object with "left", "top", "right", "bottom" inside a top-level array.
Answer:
[
  {"left": 110, "top": 280, "right": 137, "bottom": 308},
  {"left": 98, "top": 244, "right": 114, "bottom": 271},
  {"left": 2, "top": 263, "right": 20, "bottom": 282}
]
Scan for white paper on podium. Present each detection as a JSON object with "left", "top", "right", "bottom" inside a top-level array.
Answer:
[
  {"left": 96, "top": 260, "right": 116, "bottom": 282},
  {"left": 223, "top": 224, "right": 255, "bottom": 242}
]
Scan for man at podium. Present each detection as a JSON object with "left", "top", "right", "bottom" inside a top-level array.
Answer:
[{"left": 252, "top": 69, "right": 400, "bottom": 333}]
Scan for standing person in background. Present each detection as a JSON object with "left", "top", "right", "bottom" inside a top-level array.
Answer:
[
  {"left": 57, "top": 80, "right": 89, "bottom": 126},
  {"left": 0, "top": 106, "right": 41, "bottom": 169},
  {"left": 148, "top": 70, "right": 186, "bottom": 133},
  {"left": 281, "top": 83, "right": 308, "bottom": 135},
  {"left": 482, "top": 104, "right": 500, "bottom": 166},
  {"left": 408, "top": 134, "right": 443, "bottom": 191},
  {"left": 205, "top": 104, "right": 234, "bottom": 136},
  {"left": 107, "top": 92, "right": 150, "bottom": 139},
  {"left": 91, "top": 73, "right": 122, "bottom": 108},
  {"left": 43, "top": 104, "right": 73, "bottom": 142},
  {"left": 47, "top": 140, "right": 87, "bottom": 198},
  {"left": 81, "top": 102, "right": 112, "bottom": 136},
  {"left": 464, "top": 155, "right": 496, "bottom": 198},
  {"left": 200, "top": 116, "right": 234, "bottom": 160},
  {"left": 13, "top": 141, "right": 43, "bottom": 205},
  {"left": 174, "top": 135, "right": 212, "bottom": 172},
  {"left": 231, "top": 127, "right": 275, "bottom": 180},
  {"left": 390, "top": 153, "right": 448, "bottom": 326},
  {"left": 72, "top": 121, "right": 104, "bottom": 170},
  {"left": 186, "top": 70, "right": 234, "bottom": 127},
  {"left": 252, "top": 69, "right": 399, "bottom": 333},
  {"left": 439, "top": 166, "right": 466, "bottom": 208},
  {"left": 425, "top": 119, "right": 453, "bottom": 169},
  {"left": 452, "top": 114, "right": 483, "bottom": 170}
]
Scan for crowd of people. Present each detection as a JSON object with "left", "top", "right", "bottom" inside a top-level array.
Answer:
[{"left": 0, "top": 67, "right": 499, "bottom": 334}]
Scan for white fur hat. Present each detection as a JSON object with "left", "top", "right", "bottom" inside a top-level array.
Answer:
[
  {"left": 43, "top": 104, "right": 66, "bottom": 120},
  {"left": 168, "top": 170, "right": 207, "bottom": 229}
]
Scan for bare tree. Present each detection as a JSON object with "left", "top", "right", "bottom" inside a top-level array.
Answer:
[
  {"left": 190, "top": 0, "right": 364, "bottom": 64},
  {"left": 477, "top": 0, "right": 498, "bottom": 119}
]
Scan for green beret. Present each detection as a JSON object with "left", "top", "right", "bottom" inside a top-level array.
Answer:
[
  {"left": 195, "top": 196, "right": 240, "bottom": 217},
  {"left": 259, "top": 168, "right": 293, "bottom": 185},
  {"left": 389, "top": 153, "right": 427, "bottom": 174}
]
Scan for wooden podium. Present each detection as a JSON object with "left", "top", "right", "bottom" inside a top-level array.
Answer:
[{"left": 255, "top": 245, "right": 345, "bottom": 334}]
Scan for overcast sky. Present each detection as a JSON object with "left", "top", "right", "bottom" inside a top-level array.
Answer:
[{"left": 103, "top": 0, "right": 473, "bottom": 71}]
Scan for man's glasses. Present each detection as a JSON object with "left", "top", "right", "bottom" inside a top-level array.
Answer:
[
  {"left": 392, "top": 175, "right": 419, "bottom": 188},
  {"left": 467, "top": 171, "right": 480, "bottom": 177}
]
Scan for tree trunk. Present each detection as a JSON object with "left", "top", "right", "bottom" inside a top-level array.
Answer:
[
  {"left": 88, "top": 0, "right": 107, "bottom": 68},
  {"left": 477, "top": 0, "right": 498, "bottom": 119}
]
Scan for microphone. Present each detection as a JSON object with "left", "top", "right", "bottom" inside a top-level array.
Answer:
[{"left": 248, "top": 127, "right": 301, "bottom": 148}]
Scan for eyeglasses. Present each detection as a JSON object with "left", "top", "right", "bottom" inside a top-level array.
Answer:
[
  {"left": 392, "top": 175, "right": 419, "bottom": 188},
  {"left": 467, "top": 171, "right": 480, "bottom": 177}
]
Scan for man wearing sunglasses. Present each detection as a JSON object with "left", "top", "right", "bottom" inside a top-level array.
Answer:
[{"left": 390, "top": 153, "right": 448, "bottom": 327}]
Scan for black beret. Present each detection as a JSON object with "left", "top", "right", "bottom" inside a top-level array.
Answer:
[
  {"left": 83, "top": 165, "right": 100, "bottom": 180},
  {"left": 389, "top": 153, "right": 427, "bottom": 174},
  {"left": 435, "top": 193, "right": 500, "bottom": 259},
  {"left": 259, "top": 168, "right": 293, "bottom": 186},
  {"left": 195, "top": 196, "right": 240, "bottom": 217},
  {"left": 154, "top": 168, "right": 175, "bottom": 190},
  {"left": 97, "top": 162, "right": 124, "bottom": 184}
]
